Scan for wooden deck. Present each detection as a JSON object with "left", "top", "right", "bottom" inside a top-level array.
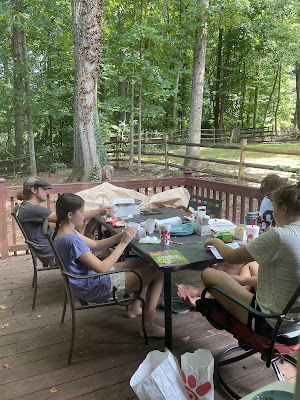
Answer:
[{"left": 0, "top": 255, "right": 297, "bottom": 400}]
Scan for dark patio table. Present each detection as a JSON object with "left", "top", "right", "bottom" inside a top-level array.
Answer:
[{"left": 95, "top": 207, "right": 218, "bottom": 350}]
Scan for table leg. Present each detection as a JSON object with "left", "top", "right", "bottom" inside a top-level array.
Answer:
[{"left": 164, "top": 269, "right": 172, "bottom": 350}]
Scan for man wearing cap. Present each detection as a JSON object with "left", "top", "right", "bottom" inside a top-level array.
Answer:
[{"left": 17, "top": 177, "right": 111, "bottom": 266}]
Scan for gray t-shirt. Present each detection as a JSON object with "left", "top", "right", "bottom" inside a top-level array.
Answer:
[
  {"left": 246, "top": 222, "right": 300, "bottom": 329},
  {"left": 18, "top": 202, "right": 54, "bottom": 264}
]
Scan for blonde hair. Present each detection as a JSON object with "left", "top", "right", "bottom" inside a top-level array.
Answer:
[
  {"left": 260, "top": 174, "right": 288, "bottom": 196},
  {"left": 272, "top": 181, "right": 300, "bottom": 215}
]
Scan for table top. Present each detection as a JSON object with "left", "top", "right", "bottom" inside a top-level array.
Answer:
[
  {"left": 95, "top": 207, "right": 218, "bottom": 271},
  {"left": 240, "top": 380, "right": 295, "bottom": 400}
]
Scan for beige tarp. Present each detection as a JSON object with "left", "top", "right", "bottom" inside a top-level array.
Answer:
[{"left": 76, "top": 182, "right": 190, "bottom": 212}]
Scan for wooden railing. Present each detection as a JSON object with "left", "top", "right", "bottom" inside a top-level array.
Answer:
[{"left": 0, "top": 172, "right": 263, "bottom": 259}]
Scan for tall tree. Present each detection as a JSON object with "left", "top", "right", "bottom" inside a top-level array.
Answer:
[
  {"left": 71, "top": 0, "right": 103, "bottom": 181},
  {"left": 184, "top": 0, "right": 209, "bottom": 167}
]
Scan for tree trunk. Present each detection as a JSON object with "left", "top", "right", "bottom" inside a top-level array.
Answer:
[
  {"left": 12, "top": 0, "right": 26, "bottom": 173},
  {"left": 296, "top": 61, "right": 300, "bottom": 131},
  {"left": 217, "top": 35, "right": 232, "bottom": 133},
  {"left": 21, "top": 25, "right": 37, "bottom": 176},
  {"left": 172, "top": 69, "right": 180, "bottom": 133},
  {"left": 3, "top": 60, "right": 14, "bottom": 154},
  {"left": 214, "top": 28, "right": 223, "bottom": 129},
  {"left": 262, "top": 66, "right": 279, "bottom": 128},
  {"left": 137, "top": 0, "right": 143, "bottom": 174},
  {"left": 253, "top": 69, "right": 259, "bottom": 129},
  {"left": 117, "top": 8, "right": 126, "bottom": 125},
  {"left": 184, "top": 0, "right": 209, "bottom": 168},
  {"left": 129, "top": 82, "right": 134, "bottom": 173},
  {"left": 71, "top": 0, "right": 103, "bottom": 182},
  {"left": 274, "top": 63, "right": 281, "bottom": 134}
]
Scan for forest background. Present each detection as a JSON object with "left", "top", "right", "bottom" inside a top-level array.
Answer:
[{"left": 1, "top": 0, "right": 300, "bottom": 182}]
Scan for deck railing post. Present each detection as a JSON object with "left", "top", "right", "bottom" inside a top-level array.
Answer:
[
  {"left": 165, "top": 133, "right": 169, "bottom": 172},
  {"left": 0, "top": 178, "right": 9, "bottom": 259},
  {"left": 238, "top": 139, "right": 247, "bottom": 184}
]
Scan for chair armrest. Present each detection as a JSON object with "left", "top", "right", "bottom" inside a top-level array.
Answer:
[{"left": 202, "top": 285, "right": 284, "bottom": 320}]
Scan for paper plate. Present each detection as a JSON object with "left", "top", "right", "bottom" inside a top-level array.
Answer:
[
  {"left": 252, "top": 390, "right": 293, "bottom": 400},
  {"left": 170, "top": 224, "right": 194, "bottom": 236}
]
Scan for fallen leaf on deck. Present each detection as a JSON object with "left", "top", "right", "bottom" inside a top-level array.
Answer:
[
  {"left": 0, "top": 324, "right": 9, "bottom": 328},
  {"left": 36, "top": 315, "right": 42, "bottom": 319},
  {"left": 3, "top": 277, "right": 7, "bottom": 280},
  {"left": 50, "top": 387, "right": 57, "bottom": 393},
  {"left": 27, "top": 313, "right": 32, "bottom": 317},
  {"left": 0, "top": 305, "right": 8, "bottom": 310},
  {"left": 24, "top": 257, "right": 30, "bottom": 260},
  {"left": 4, "top": 364, "right": 11, "bottom": 369},
  {"left": 20, "top": 297, "right": 25, "bottom": 300},
  {"left": 2, "top": 264, "right": 7, "bottom": 267}
]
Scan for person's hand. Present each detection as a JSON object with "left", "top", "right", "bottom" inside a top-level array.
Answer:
[
  {"left": 120, "top": 226, "right": 137, "bottom": 246},
  {"left": 99, "top": 206, "right": 112, "bottom": 216},
  {"left": 262, "top": 226, "right": 274, "bottom": 233},
  {"left": 204, "top": 238, "right": 219, "bottom": 248}
]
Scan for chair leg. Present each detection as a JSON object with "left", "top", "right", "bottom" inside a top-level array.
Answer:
[
  {"left": 68, "top": 307, "right": 76, "bottom": 364},
  {"left": 61, "top": 289, "right": 68, "bottom": 324},
  {"left": 271, "top": 354, "right": 298, "bottom": 381},
  {"left": 217, "top": 346, "right": 257, "bottom": 400},
  {"left": 139, "top": 296, "right": 148, "bottom": 345},
  {"left": 31, "top": 255, "right": 38, "bottom": 310}
]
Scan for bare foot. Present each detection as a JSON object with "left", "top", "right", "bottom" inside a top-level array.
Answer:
[
  {"left": 177, "top": 284, "right": 203, "bottom": 299},
  {"left": 183, "top": 295, "right": 197, "bottom": 308},
  {"left": 140, "top": 324, "right": 165, "bottom": 339},
  {"left": 127, "top": 301, "right": 143, "bottom": 319}
]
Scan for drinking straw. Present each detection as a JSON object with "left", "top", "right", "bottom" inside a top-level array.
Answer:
[{"left": 252, "top": 217, "right": 254, "bottom": 227}]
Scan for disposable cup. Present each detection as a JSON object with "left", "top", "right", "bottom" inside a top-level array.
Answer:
[
  {"left": 159, "top": 224, "right": 171, "bottom": 246},
  {"left": 144, "top": 218, "right": 155, "bottom": 234},
  {"left": 245, "top": 225, "right": 260, "bottom": 243}
]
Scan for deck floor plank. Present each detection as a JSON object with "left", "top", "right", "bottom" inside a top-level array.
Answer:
[{"left": 0, "top": 255, "right": 297, "bottom": 399}]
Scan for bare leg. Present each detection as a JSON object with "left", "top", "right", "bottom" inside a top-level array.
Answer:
[
  {"left": 232, "top": 261, "right": 259, "bottom": 292},
  {"left": 127, "top": 285, "right": 148, "bottom": 319},
  {"left": 114, "top": 259, "right": 165, "bottom": 338},
  {"left": 201, "top": 268, "right": 254, "bottom": 325}
]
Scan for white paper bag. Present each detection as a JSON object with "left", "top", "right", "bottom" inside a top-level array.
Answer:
[
  {"left": 130, "top": 349, "right": 189, "bottom": 400},
  {"left": 181, "top": 349, "right": 214, "bottom": 400}
]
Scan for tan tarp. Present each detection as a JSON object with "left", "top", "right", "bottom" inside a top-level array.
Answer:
[{"left": 76, "top": 182, "right": 190, "bottom": 212}]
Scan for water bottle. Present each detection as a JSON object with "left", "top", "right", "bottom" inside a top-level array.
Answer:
[{"left": 245, "top": 211, "right": 258, "bottom": 226}]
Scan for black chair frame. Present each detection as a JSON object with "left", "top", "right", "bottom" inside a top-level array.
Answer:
[
  {"left": 187, "top": 195, "right": 223, "bottom": 218},
  {"left": 198, "top": 285, "right": 300, "bottom": 399},
  {"left": 43, "top": 219, "right": 148, "bottom": 364},
  {"left": 11, "top": 203, "right": 59, "bottom": 310}
]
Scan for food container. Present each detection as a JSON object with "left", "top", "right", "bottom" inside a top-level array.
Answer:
[
  {"left": 109, "top": 199, "right": 142, "bottom": 218},
  {"left": 213, "top": 231, "right": 233, "bottom": 243},
  {"left": 235, "top": 225, "right": 247, "bottom": 241}
]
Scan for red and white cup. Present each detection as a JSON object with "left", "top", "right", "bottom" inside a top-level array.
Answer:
[
  {"left": 245, "top": 225, "right": 260, "bottom": 243},
  {"left": 159, "top": 224, "right": 171, "bottom": 246}
]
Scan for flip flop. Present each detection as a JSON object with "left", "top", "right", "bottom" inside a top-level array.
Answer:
[{"left": 161, "top": 297, "right": 192, "bottom": 314}]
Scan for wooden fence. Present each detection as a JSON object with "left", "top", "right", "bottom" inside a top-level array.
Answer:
[
  {"left": 0, "top": 172, "right": 263, "bottom": 259},
  {"left": 106, "top": 137, "right": 300, "bottom": 184}
]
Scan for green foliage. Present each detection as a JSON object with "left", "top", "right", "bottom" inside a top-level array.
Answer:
[
  {"left": 49, "top": 162, "right": 67, "bottom": 173},
  {"left": 89, "top": 164, "right": 101, "bottom": 182}
]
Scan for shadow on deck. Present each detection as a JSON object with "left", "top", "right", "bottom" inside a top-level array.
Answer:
[{"left": 0, "top": 256, "right": 297, "bottom": 400}]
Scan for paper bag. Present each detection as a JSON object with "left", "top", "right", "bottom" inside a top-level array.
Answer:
[
  {"left": 181, "top": 349, "right": 214, "bottom": 400},
  {"left": 130, "top": 349, "right": 188, "bottom": 400}
]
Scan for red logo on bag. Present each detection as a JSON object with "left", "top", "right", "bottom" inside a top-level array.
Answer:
[{"left": 181, "top": 371, "right": 212, "bottom": 399}]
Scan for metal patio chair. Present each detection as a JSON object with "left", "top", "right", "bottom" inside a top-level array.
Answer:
[
  {"left": 11, "top": 203, "right": 59, "bottom": 310},
  {"left": 43, "top": 219, "right": 148, "bottom": 364},
  {"left": 196, "top": 284, "right": 300, "bottom": 399},
  {"left": 187, "top": 195, "right": 223, "bottom": 218}
]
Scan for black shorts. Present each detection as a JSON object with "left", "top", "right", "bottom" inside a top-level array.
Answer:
[{"left": 247, "top": 296, "right": 273, "bottom": 338}]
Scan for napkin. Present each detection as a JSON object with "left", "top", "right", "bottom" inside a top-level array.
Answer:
[{"left": 138, "top": 236, "right": 161, "bottom": 244}]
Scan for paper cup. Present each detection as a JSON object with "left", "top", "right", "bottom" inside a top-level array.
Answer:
[
  {"left": 245, "top": 225, "right": 260, "bottom": 243},
  {"left": 144, "top": 218, "right": 155, "bottom": 234},
  {"left": 159, "top": 224, "right": 171, "bottom": 246}
]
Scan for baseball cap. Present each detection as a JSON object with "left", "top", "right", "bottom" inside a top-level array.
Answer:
[{"left": 23, "top": 177, "right": 52, "bottom": 190}]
